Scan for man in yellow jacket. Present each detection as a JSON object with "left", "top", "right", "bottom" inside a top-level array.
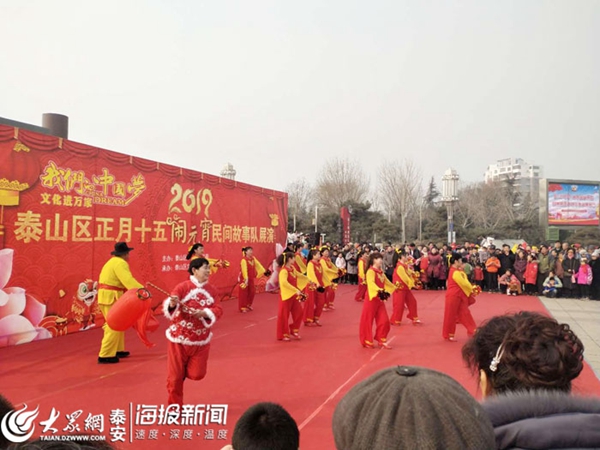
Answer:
[{"left": 97, "top": 242, "right": 143, "bottom": 364}]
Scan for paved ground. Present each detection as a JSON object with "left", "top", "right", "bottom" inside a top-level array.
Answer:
[{"left": 541, "top": 297, "right": 600, "bottom": 380}]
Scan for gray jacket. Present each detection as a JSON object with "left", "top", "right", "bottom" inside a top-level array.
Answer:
[{"left": 482, "top": 390, "right": 600, "bottom": 449}]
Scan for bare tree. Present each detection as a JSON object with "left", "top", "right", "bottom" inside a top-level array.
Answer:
[
  {"left": 286, "top": 178, "right": 313, "bottom": 231},
  {"left": 378, "top": 159, "right": 423, "bottom": 243},
  {"left": 315, "top": 157, "right": 370, "bottom": 210}
]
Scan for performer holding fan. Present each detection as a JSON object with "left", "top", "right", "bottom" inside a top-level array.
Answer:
[
  {"left": 238, "top": 246, "right": 271, "bottom": 313},
  {"left": 442, "top": 255, "right": 477, "bottom": 342},
  {"left": 359, "top": 252, "right": 398, "bottom": 349},
  {"left": 277, "top": 252, "right": 309, "bottom": 341},
  {"left": 391, "top": 250, "right": 422, "bottom": 326}
]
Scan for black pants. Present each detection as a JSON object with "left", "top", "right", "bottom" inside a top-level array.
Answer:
[
  {"left": 537, "top": 272, "right": 549, "bottom": 294},
  {"left": 485, "top": 272, "right": 498, "bottom": 291},
  {"left": 580, "top": 285, "right": 590, "bottom": 298}
]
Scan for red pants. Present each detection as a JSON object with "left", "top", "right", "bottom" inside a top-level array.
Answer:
[
  {"left": 167, "top": 341, "right": 210, "bottom": 405},
  {"left": 325, "top": 286, "right": 336, "bottom": 307},
  {"left": 390, "top": 289, "right": 418, "bottom": 324},
  {"left": 238, "top": 280, "right": 256, "bottom": 311},
  {"left": 303, "top": 290, "right": 325, "bottom": 323},
  {"left": 442, "top": 295, "right": 477, "bottom": 339},
  {"left": 354, "top": 283, "right": 367, "bottom": 301},
  {"left": 277, "top": 299, "right": 304, "bottom": 340},
  {"left": 359, "top": 298, "right": 390, "bottom": 346}
]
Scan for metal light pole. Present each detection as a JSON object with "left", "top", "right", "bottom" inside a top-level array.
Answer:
[{"left": 441, "top": 168, "right": 459, "bottom": 244}]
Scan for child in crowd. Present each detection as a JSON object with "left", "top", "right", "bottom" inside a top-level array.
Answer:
[
  {"left": 524, "top": 254, "right": 538, "bottom": 295},
  {"left": 485, "top": 252, "right": 501, "bottom": 292},
  {"left": 498, "top": 269, "right": 521, "bottom": 296},
  {"left": 575, "top": 258, "right": 593, "bottom": 299},
  {"left": 474, "top": 263, "right": 484, "bottom": 289},
  {"left": 543, "top": 277, "right": 560, "bottom": 298}
]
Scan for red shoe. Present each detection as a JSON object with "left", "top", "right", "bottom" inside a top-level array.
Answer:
[
  {"left": 445, "top": 337, "right": 458, "bottom": 342},
  {"left": 412, "top": 319, "right": 422, "bottom": 325},
  {"left": 280, "top": 337, "right": 291, "bottom": 342},
  {"left": 362, "top": 342, "right": 374, "bottom": 349},
  {"left": 314, "top": 320, "right": 322, "bottom": 327},
  {"left": 328, "top": 305, "right": 336, "bottom": 310},
  {"left": 391, "top": 321, "right": 402, "bottom": 326},
  {"left": 247, "top": 306, "right": 253, "bottom": 311},
  {"left": 240, "top": 308, "right": 249, "bottom": 313},
  {"left": 378, "top": 341, "right": 392, "bottom": 350},
  {"left": 291, "top": 333, "right": 301, "bottom": 340}
]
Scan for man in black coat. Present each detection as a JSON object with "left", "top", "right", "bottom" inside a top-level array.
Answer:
[{"left": 498, "top": 244, "right": 515, "bottom": 276}]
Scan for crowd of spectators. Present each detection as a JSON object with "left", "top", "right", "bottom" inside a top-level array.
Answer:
[{"left": 294, "top": 237, "right": 600, "bottom": 300}]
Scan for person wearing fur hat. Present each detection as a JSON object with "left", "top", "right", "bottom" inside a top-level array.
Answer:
[
  {"left": 359, "top": 252, "right": 398, "bottom": 349},
  {"left": 332, "top": 366, "right": 495, "bottom": 450},
  {"left": 462, "top": 311, "right": 600, "bottom": 449},
  {"left": 96, "top": 242, "right": 143, "bottom": 364},
  {"left": 164, "top": 257, "right": 223, "bottom": 405},
  {"left": 442, "top": 254, "right": 477, "bottom": 342}
]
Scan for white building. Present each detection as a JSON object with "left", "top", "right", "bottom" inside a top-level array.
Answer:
[{"left": 484, "top": 158, "right": 542, "bottom": 198}]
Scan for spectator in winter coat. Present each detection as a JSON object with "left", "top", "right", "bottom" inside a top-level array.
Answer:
[
  {"left": 462, "top": 312, "right": 600, "bottom": 450},
  {"left": 542, "top": 271, "right": 563, "bottom": 298},
  {"left": 484, "top": 253, "right": 501, "bottom": 292},
  {"left": 562, "top": 248, "right": 580, "bottom": 298},
  {"left": 498, "top": 269, "right": 521, "bottom": 296},
  {"left": 498, "top": 245, "right": 515, "bottom": 276},
  {"left": 590, "top": 250, "right": 600, "bottom": 300},
  {"left": 513, "top": 250, "right": 527, "bottom": 285},
  {"left": 524, "top": 254, "right": 538, "bottom": 295},
  {"left": 575, "top": 258, "right": 593, "bottom": 299},
  {"left": 536, "top": 245, "right": 551, "bottom": 294}
]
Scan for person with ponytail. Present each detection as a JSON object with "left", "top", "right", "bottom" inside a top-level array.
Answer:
[
  {"left": 442, "top": 254, "right": 477, "bottom": 342},
  {"left": 391, "top": 250, "right": 422, "bottom": 326},
  {"left": 320, "top": 247, "right": 341, "bottom": 311},
  {"left": 359, "top": 252, "right": 398, "bottom": 349},
  {"left": 304, "top": 249, "right": 326, "bottom": 327},
  {"left": 354, "top": 249, "right": 371, "bottom": 302},
  {"left": 277, "top": 251, "right": 309, "bottom": 341},
  {"left": 238, "top": 247, "right": 271, "bottom": 313}
]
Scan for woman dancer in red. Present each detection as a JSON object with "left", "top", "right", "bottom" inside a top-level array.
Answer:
[
  {"left": 277, "top": 252, "right": 309, "bottom": 341},
  {"left": 391, "top": 250, "right": 422, "bottom": 326},
  {"left": 354, "top": 250, "right": 370, "bottom": 302},
  {"left": 442, "top": 254, "right": 477, "bottom": 342},
  {"left": 320, "top": 247, "right": 340, "bottom": 311},
  {"left": 238, "top": 246, "right": 270, "bottom": 313},
  {"left": 304, "top": 249, "right": 326, "bottom": 326},
  {"left": 359, "top": 252, "right": 397, "bottom": 349},
  {"left": 164, "top": 258, "right": 223, "bottom": 405}
]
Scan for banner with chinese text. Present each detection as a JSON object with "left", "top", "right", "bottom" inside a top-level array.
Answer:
[{"left": 0, "top": 125, "right": 287, "bottom": 347}]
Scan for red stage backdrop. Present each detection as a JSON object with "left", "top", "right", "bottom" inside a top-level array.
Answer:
[{"left": 0, "top": 125, "right": 287, "bottom": 347}]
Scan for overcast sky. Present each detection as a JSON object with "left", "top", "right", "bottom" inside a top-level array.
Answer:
[{"left": 1, "top": 1, "right": 599, "bottom": 195}]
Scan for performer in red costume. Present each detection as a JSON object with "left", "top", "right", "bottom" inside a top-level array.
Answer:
[
  {"left": 164, "top": 258, "right": 223, "bottom": 405},
  {"left": 238, "top": 246, "right": 270, "bottom": 313},
  {"left": 442, "top": 254, "right": 477, "bottom": 342},
  {"left": 320, "top": 247, "right": 340, "bottom": 311},
  {"left": 359, "top": 252, "right": 398, "bottom": 349},
  {"left": 304, "top": 249, "right": 326, "bottom": 326},
  {"left": 391, "top": 250, "right": 422, "bottom": 326},
  {"left": 277, "top": 252, "right": 309, "bottom": 341},
  {"left": 354, "top": 249, "right": 370, "bottom": 302}
]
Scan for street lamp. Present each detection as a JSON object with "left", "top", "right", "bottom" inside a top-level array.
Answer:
[{"left": 441, "top": 168, "right": 459, "bottom": 244}]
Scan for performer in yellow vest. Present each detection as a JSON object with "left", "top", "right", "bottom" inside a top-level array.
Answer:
[{"left": 97, "top": 242, "right": 143, "bottom": 364}]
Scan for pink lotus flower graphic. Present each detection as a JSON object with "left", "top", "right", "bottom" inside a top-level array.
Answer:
[{"left": 0, "top": 248, "right": 52, "bottom": 347}]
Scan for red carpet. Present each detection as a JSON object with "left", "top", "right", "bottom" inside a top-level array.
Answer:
[{"left": 1, "top": 285, "right": 599, "bottom": 449}]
